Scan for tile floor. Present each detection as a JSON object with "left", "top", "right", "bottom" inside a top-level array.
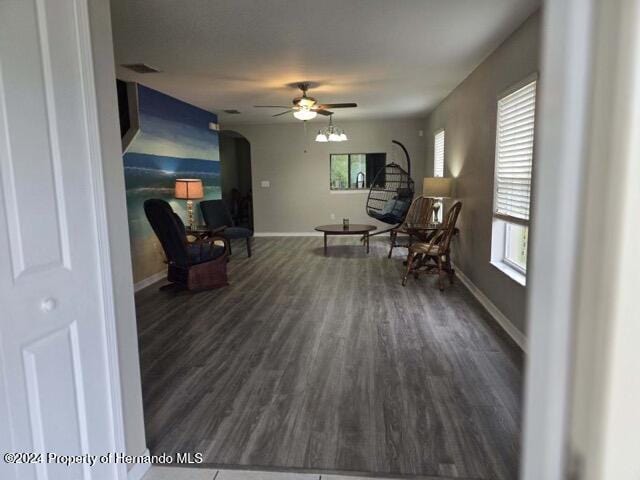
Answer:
[{"left": 142, "top": 466, "right": 422, "bottom": 479}]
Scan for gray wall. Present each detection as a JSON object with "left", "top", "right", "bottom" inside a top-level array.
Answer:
[
  {"left": 423, "top": 11, "right": 541, "bottom": 335},
  {"left": 229, "top": 118, "right": 426, "bottom": 233}
]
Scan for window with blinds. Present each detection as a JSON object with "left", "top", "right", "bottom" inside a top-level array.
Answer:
[
  {"left": 434, "top": 129, "right": 445, "bottom": 177},
  {"left": 494, "top": 79, "right": 537, "bottom": 222}
]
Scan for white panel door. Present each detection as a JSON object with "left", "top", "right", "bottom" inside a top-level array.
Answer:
[{"left": 0, "top": 0, "right": 125, "bottom": 479}]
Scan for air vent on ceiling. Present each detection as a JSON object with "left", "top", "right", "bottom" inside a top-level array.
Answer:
[
  {"left": 223, "top": 109, "right": 241, "bottom": 114},
  {"left": 121, "top": 63, "right": 161, "bottom": 74}
]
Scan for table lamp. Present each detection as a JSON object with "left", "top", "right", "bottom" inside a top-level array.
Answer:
[
  {"left": 423, "top": 177, "right": 453, "bottom": 223},
  {"left": 174, "top": 178, "right": 204, "bottom": 228}
]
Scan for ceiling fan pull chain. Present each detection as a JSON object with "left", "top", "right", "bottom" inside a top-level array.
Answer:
[{"left": 303, "top": 120, "right": 309, "bottom": 153}]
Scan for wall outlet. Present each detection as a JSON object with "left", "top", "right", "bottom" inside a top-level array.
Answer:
[
  {"left": 261, "top": 180, "right": 270, "bottom": 188},
  {"left": 330, "top": 213, "right": 335, "bottom": 220}
]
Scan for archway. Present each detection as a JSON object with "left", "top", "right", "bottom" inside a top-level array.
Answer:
[{"left": 219, "top": 130, "right": 253, "bottom": 230}]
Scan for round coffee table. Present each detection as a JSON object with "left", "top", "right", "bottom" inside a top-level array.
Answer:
[{"left": 314, "top": 224, "right": 377, "bottom": 256}]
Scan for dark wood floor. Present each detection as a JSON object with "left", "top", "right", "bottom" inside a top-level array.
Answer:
[{"left": 136, "top": 237, "right": 523, "bottom": 479}]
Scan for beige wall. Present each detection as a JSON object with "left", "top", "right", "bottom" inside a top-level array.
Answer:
[
  {"left": 423, "top": 11, "right": 541, "bottom": 335},
  {"left": 229, "top": 118, "right": 427, "bottom": 233}
]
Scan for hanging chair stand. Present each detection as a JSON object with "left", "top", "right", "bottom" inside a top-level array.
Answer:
[{"left": 365, "top": 140, "right": 415, "bottom": 238}]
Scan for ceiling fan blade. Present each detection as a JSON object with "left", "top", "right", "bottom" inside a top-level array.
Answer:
[
  {"left": 316, "top": 109, "right": 333, "bottom": 116},
  {"left": 254, "top": 105, "right": 291, "bottom": 108},
  {"left": 272, "top": 109, "right": 294, "bottom": 117},
  {"left": 318, "top": 103, "right": 357, "bottom": 109}
]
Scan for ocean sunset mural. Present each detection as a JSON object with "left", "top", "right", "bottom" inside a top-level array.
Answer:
[{"left": 123, "top": 85, "right": 220, "bottom": 283}]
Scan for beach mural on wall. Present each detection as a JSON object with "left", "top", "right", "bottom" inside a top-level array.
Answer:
[{"left": 123, "top": 85, "right": 220, "bottom": 283}]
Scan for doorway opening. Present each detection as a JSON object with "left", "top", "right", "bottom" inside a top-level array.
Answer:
[{"left": 219, "top": 130, "right": 253, "bottom": 231}]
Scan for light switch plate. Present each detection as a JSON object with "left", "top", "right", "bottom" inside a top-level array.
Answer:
[{"left": 261, "top": 180, "right": 270, "bottom": 188}]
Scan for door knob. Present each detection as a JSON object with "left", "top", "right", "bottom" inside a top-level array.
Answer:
[{"left": 40, "top": 297, "right": 57, "bottom": 312}]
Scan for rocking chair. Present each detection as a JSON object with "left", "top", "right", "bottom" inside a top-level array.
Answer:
[
  {"left": 388, "top": 196, "right": 436, "bottom": 258},
  {"left": 402, "top": 201, "right": 462, "bottom": 290},
  {"left": 144, "top": 199, "right": 229, "bottom": 291}
]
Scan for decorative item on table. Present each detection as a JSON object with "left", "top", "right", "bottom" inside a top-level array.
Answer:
[
  {"left": 422, "top": 177, "right": 454, "bottom": 223},
  {"left": 174, "top": 178, "right": 204, "bottom": 228},
  {"left": 343, "top": 218, "right": 350, "bottom": 228}
]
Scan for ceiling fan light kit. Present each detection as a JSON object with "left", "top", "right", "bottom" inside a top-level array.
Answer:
[
  {"left": 254, "top": 82, "right": 358, "bottom": 121},
  {"left": 293, "top": 107, "right": 317, "bottom": 120}
]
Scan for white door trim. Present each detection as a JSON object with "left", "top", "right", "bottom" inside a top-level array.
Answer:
[
  {"left": 74, "top": 0, "right": 127, "bottom": 477},
  {"left": 564, "top": 1, "right": 640, "bottom": 479},
  {"left": 520, "top": 0, "right": 596, "bottom": 479}
]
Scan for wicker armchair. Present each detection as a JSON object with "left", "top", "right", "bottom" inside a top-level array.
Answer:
[
  {"left": 388, "top": 196, "right": 435, "bottom": 258},
  {"left": 402, "top": 201, "right": 462, "bottom": 290}
]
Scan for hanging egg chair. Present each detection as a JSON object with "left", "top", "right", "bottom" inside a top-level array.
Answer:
[{"left": 366, "top": 140, "right": 415, "bottom": 236}]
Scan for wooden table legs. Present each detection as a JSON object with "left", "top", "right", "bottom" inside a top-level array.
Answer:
[{"left": 322, "top": 233, "right": 370, "bottom": 256}]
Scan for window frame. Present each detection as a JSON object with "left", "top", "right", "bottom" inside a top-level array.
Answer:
[
  {"left": 329, "top": 152, "right": 385, "bottom": 191},
  {"left": 490, "top": 74, "right": 538, "bottom": 283},
  {"left": 491, "top": 219, "right": 527, "bottom": 285},
  {"left": 503, "top": 222, "right": 528, "bottom": 275}
]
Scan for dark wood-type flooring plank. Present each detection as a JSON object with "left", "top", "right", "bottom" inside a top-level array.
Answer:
[{"left": 135, "top": 237, "right": 523, "bottom": 479}]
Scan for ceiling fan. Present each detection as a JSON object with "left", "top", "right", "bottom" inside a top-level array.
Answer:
[{"left": 254, "top": 82, "right": 357, "bottom": 120}]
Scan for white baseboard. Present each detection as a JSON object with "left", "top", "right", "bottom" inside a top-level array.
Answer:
[
  {"left": 254, "top": 232, "right": 323, "bottom": 237},
  {"left": 254, "top": 231, "right": 395, "bottom": 238},
  {"left": 134, "top": 272, "right": 166, "bottom": 292},
  {"left": 455, "top": 267, "right": 527, "bottom": 352},
  {"left": 127, "top": 448, "right": 151, "bottom": 480}
]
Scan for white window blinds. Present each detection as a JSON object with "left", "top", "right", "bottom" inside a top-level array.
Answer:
[
  {"left": 434, "top": 130, "right": 445, "bottom": 177},
  {"left": 494, "top": 80, "right": 537, "bottom": 222}
]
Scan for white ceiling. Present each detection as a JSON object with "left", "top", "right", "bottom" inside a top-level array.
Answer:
[{"left": 110, "top": 0, "right": 539, "bottom": 125}]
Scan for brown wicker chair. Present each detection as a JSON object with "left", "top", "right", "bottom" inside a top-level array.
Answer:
[
  {"left": 388, "top": 196, "right": 435, "bottom": 258},
  {"left": 402, "top": 201, "right": 462, "bottom": 290}
]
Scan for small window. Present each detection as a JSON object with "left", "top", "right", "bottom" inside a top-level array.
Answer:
[
  {"left": 434, "top": 129, "right": 445, "bottom": 177},
  {"left": 330, "top": 153, "right": 386, "bottom": 190},
  {"left": 491, "top": 77, "right": 537, "bottom": 283}
]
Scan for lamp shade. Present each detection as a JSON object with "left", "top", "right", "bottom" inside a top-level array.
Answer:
[
  {"left": 315, "top": 132, "right": 328, "bottom": 142},
  {"left": 293, "top": 108, "right": 317, "bottom": 121},
  {"left": 174, "top": 179, "right": 204, "bottom": 199},
  {"left": 423, "top": 177, "right": 453, "bottom": 198}
]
